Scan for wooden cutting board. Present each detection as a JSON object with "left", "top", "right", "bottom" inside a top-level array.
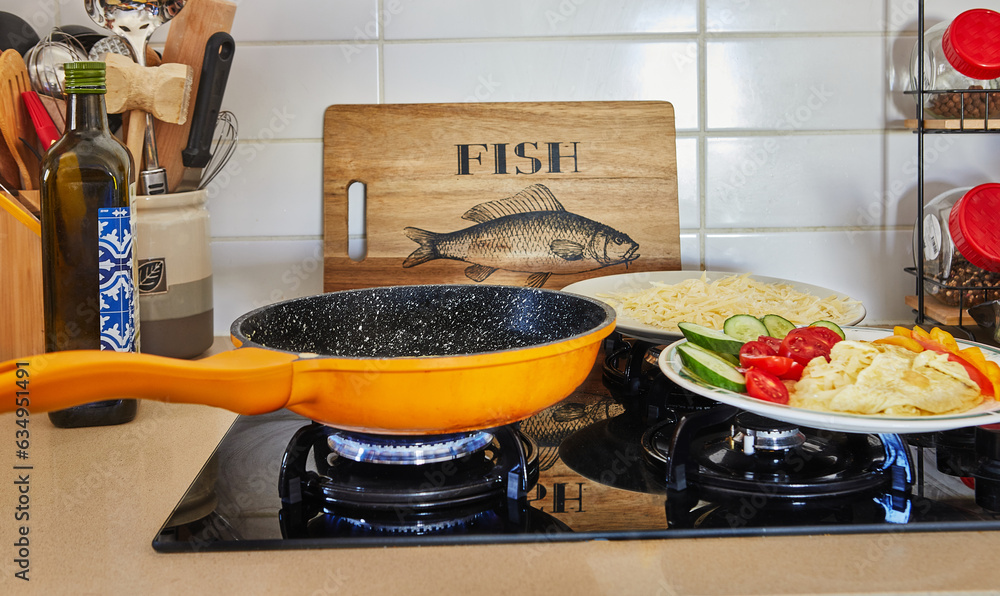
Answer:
[{"left": 322, "top": 101, "right": 680, "bottom": 292}]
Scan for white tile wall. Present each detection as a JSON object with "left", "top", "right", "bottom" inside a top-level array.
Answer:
[
  {"left": 676, "top": 137, "right": 699, "bottom": 229},
  {"left": 383, "top": 41, "right": 700, "bottom": 129},
  {"left": 211, "top": 239, "right": 324, "bottom": 334},
  {"left": 706, "top": 0, "right": 886, "bottom": 32},
  {"left": 384, "top": 0, "right": 699, "bottom": 38},
  {"left": 704, "top": 230, "right": 915, "bottom": 325},
  {"left": 7, "top": 0, "right": 994, "bottom": 333},
  {"left": 205, "top": 141, "right": 324, "bottom": 238},
  {"left": 706, "top": 37, "right": 887, "bottom": 131},
  {"left": 706, "top": 134, "right": 912, "bottom": 229}
]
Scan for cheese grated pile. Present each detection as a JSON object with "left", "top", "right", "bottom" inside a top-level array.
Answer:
[{"left": 599, "top": 273, "right": 861, "bottom": 332}]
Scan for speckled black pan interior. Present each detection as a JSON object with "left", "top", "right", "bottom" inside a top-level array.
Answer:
[{"left": 231, "top": 285, "right": 614, "bottom": 358}]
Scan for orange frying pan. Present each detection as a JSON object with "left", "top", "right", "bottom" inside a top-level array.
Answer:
[{"left": 1, "top": 285, "right": 615, "bottom": 434}]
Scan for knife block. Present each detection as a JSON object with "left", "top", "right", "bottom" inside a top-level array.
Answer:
[{"left": 0, "top": 202, "right": 43, "bottom": 360}]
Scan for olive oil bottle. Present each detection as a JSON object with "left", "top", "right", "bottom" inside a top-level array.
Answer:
[{"left": 41, "top": 62, "right": 138, "bottom": 427}]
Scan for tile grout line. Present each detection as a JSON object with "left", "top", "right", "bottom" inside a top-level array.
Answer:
[{"left": 230, "top": 31, "right": 904, "bottom": 47}]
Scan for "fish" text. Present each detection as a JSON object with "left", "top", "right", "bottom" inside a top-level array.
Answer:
[{"left": 456, "top": 142, "right": 580, "bottom": 176}]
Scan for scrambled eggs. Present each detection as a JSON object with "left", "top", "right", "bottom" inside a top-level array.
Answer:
[{"left": 790, "top": 340, "right": 983, "bottom": 416}]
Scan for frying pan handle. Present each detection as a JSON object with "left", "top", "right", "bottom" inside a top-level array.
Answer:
[{"left": 0, "top": 348, "right": 297, "bottom": 416}]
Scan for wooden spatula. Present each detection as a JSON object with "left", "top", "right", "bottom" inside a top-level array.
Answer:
[
  {"left": 0, "top": 50, "right": 40, "bottom": 190},
  {"left": 0, "top": 53, "right": 21, "bottom": 189}
]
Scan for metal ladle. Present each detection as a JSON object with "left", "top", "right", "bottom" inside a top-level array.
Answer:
[{"left": 84, "top": 0, "right": 187, "bottom": 194}]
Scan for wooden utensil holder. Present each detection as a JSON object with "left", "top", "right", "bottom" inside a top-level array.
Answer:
[{"left": 0, "top": 193, "right": 43, "bottom": 360}]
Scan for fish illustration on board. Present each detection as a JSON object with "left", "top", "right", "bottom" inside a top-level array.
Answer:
[{"left": 403, "top": 184, "right": 640, "bottom": 288}]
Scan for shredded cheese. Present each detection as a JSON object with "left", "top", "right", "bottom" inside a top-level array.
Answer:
[{"left": 599, "top": 273, "right": 862, "bottom": 332}]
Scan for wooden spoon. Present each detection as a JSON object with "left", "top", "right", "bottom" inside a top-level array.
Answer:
[{"left": 0, "top": 50, "right": 39, "bottom": 190}]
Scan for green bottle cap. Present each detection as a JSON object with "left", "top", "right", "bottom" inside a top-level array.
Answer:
[{"left": 63, "top": 61, "right": 106, "bottom": 94}]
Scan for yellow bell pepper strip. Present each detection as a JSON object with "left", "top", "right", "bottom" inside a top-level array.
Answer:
[
  {"left": 872, "top": 335, "right": 924, "bottom": 352},
  {"left": 986, "top": 361, "right": 1000, "bottom": 397},
  {"left": 930, "top": 327, "right": 960, "bottom": 352},
  {"left": 893, "top": 326, "right": 914, "bottom": 337},
  {"left": 909, "top": 327, "right": 947, "bottom": 353}
]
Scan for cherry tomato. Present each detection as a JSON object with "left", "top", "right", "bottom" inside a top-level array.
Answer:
[
  {"left": 777, "top": 360, "right": 805, "bottom": 381},
  {"left": 745, "top": 368, "right": 790, "bottom": 404},
  {"left": 797, "top": 326, "right": 842, "bottom": 349},
  {"left": 756, "top": 336, "right": 782, "bottom": 353},
  {"left": 740, "top": 340, "right": 777, "bottom": 359},
  {"left": 779, "top": 331, "right": 831, "bottom": 366},
  {"left": 739, "top": 354, "right": 796, "bottom": 377}
]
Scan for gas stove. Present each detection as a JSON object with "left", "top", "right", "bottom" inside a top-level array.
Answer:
[{"left": 152, "top": 333, "right": 1000, "bottom": 551}]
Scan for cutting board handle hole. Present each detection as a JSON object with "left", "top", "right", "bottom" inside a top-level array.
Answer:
[{"left": 347, "top": 181, "right": 367, "bottom": 261}]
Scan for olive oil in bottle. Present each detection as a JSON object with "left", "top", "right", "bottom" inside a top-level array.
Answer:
[{"left": 41, "top": 61, "right": 139, "bottom": 427}]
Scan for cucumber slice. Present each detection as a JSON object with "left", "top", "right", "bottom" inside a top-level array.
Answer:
[
  {"left": 723, "top": 314, "right": 769, "bottom": 343},
  {"left": 677, "top": 322, "right": 744, "bottom": 355},
  {"left": 684, "top": 341, "right": 740, "bottom": 366},
  {"left": 809, "top": 320, "right": 846, "bottom": 339},
  {"left": 761, "top": 314, "right": 796, "bottom": 339},
  {"left": 676, "top": 343, "right": 747, "bottom": 393}
]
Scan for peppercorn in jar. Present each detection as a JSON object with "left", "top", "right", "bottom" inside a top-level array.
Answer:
[{"left": 917, "top": 184, "right": 1000, "bottom": 307}]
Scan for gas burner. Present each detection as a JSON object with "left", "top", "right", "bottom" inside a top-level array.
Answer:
[
  {"left": 731, "top": 412, "right": 806, "bottom": 455},
  {"left": 279, "top": 423, "right": 538, "bottom": 514},
  {"left": 276, "top": 422, "right": 568, "bottom": 540},
  {"left": 296, "top": 506, "right": 502, "bottom": 537},
  {"left": 641, "top": 406, "right": 914, "bottom": 504},
  {"left": 279, "top": 499, "right": 571, "bottom": 539},
  {"left": 602, "top": 333, "right": 717, "bottom": 417},
  {"left": 327, "top": 430, "right": 495, "bottom": 465}
]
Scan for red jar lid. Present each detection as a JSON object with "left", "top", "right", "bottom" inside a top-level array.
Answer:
[
  {"left": 950, "top": 183, "right": 1000, "bottom": 273},
  {"left": 942, "top": 9, "right": 1000, "bottom": 80}
]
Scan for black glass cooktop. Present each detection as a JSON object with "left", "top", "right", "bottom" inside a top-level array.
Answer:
[{"left": 152, "top": 353, "right": 1000, "bottom": 552}]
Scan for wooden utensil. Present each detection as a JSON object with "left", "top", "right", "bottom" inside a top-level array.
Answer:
[
  {"left": 105, "top": 53, "right": 193, "bottom": 123},
  {"left": 0, "top": 189, "right": 43, "bottom": 361},
  {"left": 0, "top": 187, "right": 39, "bottom": 233},
  {"left": 0, "top": 50, "right": 39, "bottom": 190},
  {"left": 154, "top": 0, "right": 237, "bottom": 192},
  {"left": 0, "top": 55, "right": 19, "bottom": 187},
  {"left": 322, "top": 101, "right": 681, "bottom": 292}
]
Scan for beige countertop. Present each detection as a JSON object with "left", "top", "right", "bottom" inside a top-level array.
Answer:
[{"left": 2, "top": 342, "right": 1000, "bottom": 595}]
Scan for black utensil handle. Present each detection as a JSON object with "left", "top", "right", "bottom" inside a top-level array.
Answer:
[{"left": 181, "top": 31, "right": 235, "bottom": 169}]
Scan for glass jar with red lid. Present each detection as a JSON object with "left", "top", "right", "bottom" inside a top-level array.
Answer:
[
  {"left": 916, "top": 184, "right": 1000, "bottom": 307},
  {"left": 910, "top": 8, "right": 1000, "bottom": 120}
]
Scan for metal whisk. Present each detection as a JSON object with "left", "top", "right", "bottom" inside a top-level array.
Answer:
[
  {"left": 199, "top": 110, "right": 238, "bottom": 190},
  {"left": 24, "top": 30, "right": 89, "bottom": 98}
]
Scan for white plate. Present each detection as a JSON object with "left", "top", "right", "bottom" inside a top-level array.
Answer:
[
  {"left": 658, "top": 327, "right": 1000, "bottom": 434},
  {"left": 560, "top": 271, "right": 866, "bottom": 344}
]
